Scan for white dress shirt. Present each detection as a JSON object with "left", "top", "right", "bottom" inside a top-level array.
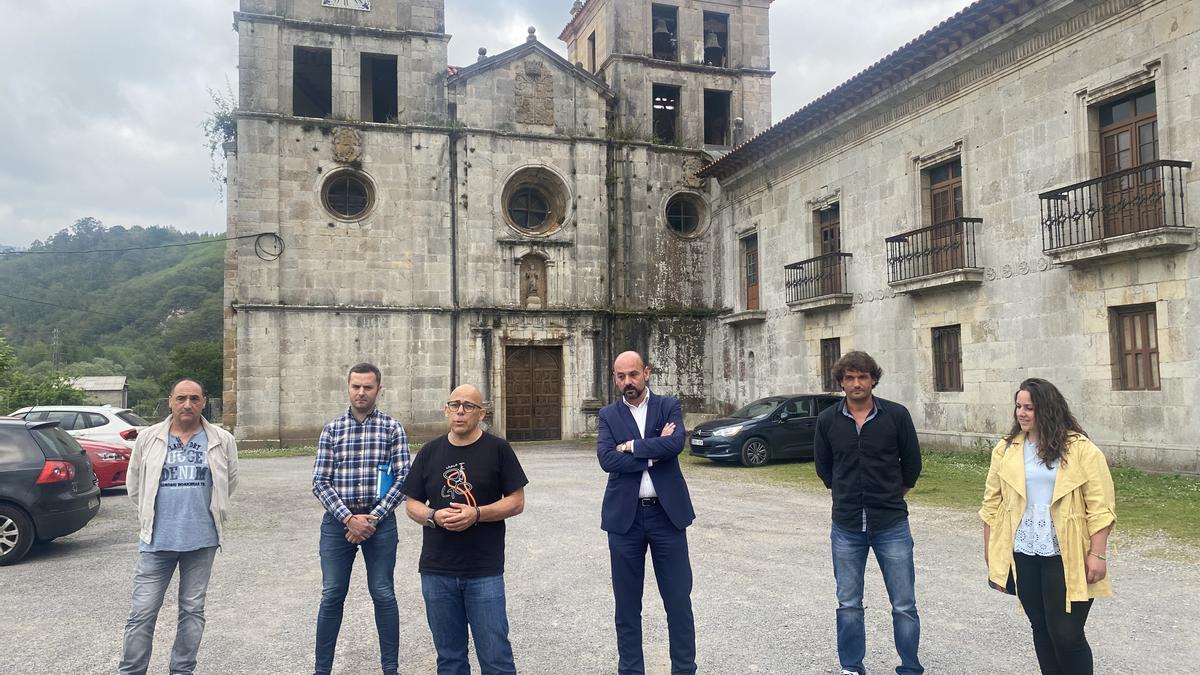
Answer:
[{"left": 623, "top": 389, "right": 657, "bottom": 498}]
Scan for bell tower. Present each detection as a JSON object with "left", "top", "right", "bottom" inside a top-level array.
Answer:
[{"left": 559, "top": 0, "right": 773, "bottom": 149}]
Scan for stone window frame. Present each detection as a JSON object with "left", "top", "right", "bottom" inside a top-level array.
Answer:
[
  {"left": 319, "top": 167, "right": 378, "bottom": 222},
  {"left": 820, "top": 337, "right": 841, "bottom": 392},
  {"left": 931, "top": 324, "right": 963, "bottom": 393},
  {"left": 911, "top": 139, "right": 967, "bottom": 230},
  {"left": 662, "top": 190, "right": 710, "bottom": 240},
  {"left": 805, "top": 187, "right": 842, "bottom": 256},
  {"left": 1073, "top": 58, "right": 1165, "bottom": 181},
  {"left": 500, "top": 165, "right": 572, "bottom": 237},
  {"left": 1109, "top": 302, "right": 1160, "bottom": 391}
]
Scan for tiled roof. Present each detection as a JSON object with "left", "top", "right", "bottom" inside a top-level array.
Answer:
[{"left": 698, "top": 0, "right": 1034, "bottom": 179}]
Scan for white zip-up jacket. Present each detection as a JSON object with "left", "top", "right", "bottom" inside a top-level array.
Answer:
[{"left": 127, "top": 415, "right": 239, "bottom": 546}]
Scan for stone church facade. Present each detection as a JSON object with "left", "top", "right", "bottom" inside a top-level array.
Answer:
[
  {"left": 223, "top": 0, "right": 771, "bottom": 445},
  {"left": 225, "top": 0, "right": 1198, "bottom": 472}
]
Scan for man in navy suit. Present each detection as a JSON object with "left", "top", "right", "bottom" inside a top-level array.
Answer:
[{"left": 597, "top": 351, "right": 696, "bottom": 675}]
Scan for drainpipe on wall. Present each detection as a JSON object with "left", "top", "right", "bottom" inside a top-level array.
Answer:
[{"left": 448, "top": 127, "right": 461, "bottom": 391}]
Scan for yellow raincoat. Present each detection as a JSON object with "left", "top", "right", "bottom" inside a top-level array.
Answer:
[{"left": 979, "top": 432, "right": 1116, "bottom": 611}]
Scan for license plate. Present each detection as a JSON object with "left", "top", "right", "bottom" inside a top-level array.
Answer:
[
  {"left": 690, "top": 438, "right": 704, "bottom": 446},
  {"left": 89, "top": 497, "right": 100, "bottom": 509}
]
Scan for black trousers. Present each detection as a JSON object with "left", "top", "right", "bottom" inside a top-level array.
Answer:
[{"left": 1014, "top": 553, "right": 1094, "bottom": 675}]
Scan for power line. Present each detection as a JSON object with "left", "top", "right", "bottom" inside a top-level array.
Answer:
[
  {"left": 0, "top": 231, "right": 284, "bottom": 261},
  {"left": 0, "top": 290, "right": 126, "bottom": 319}
]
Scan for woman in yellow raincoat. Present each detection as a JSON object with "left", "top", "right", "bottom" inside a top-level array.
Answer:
[{"left": 979, "top": 378, "right": 1115, "bottom": 675}]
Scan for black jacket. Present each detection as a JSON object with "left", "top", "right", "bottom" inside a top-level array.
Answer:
[{"left": 814, "top": 396, "right": 921, "bottom": 531}]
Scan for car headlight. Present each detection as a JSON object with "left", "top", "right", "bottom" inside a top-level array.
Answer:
[
  {"left": 713, "top": 425, "right": 743, "bottom": 437},
  {"left": 97, "top": 452, "right": 126, "bottom": 461}
]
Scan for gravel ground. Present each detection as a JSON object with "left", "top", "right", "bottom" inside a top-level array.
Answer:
[{"left": 1, "top": 443, "right": 1196, "bottom": 674}]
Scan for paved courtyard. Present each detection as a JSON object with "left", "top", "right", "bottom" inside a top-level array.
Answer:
[{"left": 1, "top": 443, "right": 1196, "bottom": 673}]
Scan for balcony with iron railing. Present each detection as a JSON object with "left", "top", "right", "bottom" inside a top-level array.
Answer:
[
  {"left": 885, "top": 217, "right": 984, "bottom": 294},
  {"left": 1040, "top": 159, "right": 1193, "bottom": 266},
  {"left": 784, "top": 252, "right": 853, "bottom": 313}
]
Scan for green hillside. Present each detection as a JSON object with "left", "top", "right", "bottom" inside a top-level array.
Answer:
[{"left": 0, "top": 218, "right": 224, "bottom": 414}]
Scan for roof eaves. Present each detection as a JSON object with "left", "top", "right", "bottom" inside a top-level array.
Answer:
[{"left": 698, "top": 0, "right": 1025, "bottom": 180}]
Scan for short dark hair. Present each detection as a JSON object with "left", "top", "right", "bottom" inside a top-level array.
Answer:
[
  {"left": 831, "top": 351, "right": 882, "bottom": 385},
  {"left": 348, "top": 362, "right": 382, "bottom": 385},
  {"left": 170, "top": 378, "right": 206, "bottom": 398}
]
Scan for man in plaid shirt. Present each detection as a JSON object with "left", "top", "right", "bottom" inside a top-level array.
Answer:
[{"left": 312, "top": 362, "right": 411, "bottom": 675}]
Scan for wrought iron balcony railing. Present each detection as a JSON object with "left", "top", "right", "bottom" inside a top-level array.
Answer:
[
  {"left": 885, "top": 217, "right": 982, "bottom": 283},
  {"left": 1040, "top": 159, "right": 1192, "bottom": 251},
  {"left": 784, "top": 252, "right": 852, "bottom": 304}
]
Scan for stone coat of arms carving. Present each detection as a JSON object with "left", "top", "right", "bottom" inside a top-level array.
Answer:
[{"left": 331, "top": 127, "right": 363, "bottom": 164}]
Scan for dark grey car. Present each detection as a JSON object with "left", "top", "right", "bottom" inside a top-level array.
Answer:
[
  {"left": 689, "top": 394, "right": 843, "bottom": 467},
  {"left": 0, "top": 418, "right": 100, "bottom": 565}
]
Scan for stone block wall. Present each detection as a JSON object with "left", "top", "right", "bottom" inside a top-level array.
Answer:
[
  {"left": 239, "top": 0, "right": 445, "bottom": 34},
  {"left": 449, "top": 52, "right": 609, "bottom": 137},
  {"left": 236, "top": 16, "right": 448, "bottom": 125}
]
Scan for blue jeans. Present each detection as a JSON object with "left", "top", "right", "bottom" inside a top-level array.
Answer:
[
  {"left": 119, "top": 546, "right": 218, "bottom": 675},
  {"left": 831, "top": 521, "right": 923, "bottom": 675},
  {"left": 315, "top": 511, "right": 399, "bottom": 675},
  {"left": 420, "top": 573, "right": 516, "bottom": 675}
]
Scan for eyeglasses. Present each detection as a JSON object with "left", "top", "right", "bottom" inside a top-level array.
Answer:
[{"left": 446, "top": 400, "right": 483, "bottom": 412}]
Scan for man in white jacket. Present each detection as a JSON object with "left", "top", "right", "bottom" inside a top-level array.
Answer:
[{"left": 119, "top": 378, "right": 238, "bottom": 675}]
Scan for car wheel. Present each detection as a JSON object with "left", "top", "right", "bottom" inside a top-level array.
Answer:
[
  {"left": 739, "top": 438, "right": 770, "bottom": 467},
  {"left": 0, "top": 505, "right": 35, "bottom": 566}
]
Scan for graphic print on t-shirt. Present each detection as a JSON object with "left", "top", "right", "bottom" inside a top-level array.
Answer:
[
  {"left": 161, "top": 437, "right": 210, "bottom": 488},
  {"left": 441, "top": 462, "right": 472, "bottom": 502}
]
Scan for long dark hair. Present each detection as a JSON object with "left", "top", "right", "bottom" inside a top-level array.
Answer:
[{"left": 1005, "top": 378, "right": 1087, "bottom": 465}]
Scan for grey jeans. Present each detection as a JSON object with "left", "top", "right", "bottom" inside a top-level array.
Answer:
[{"left": 118, "top": 546, "right": 218, "bottom": 675}]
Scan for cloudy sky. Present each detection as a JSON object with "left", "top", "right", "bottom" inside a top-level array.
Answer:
[{"left": 0, "top": 0, "right": 975, "bottom": 247}]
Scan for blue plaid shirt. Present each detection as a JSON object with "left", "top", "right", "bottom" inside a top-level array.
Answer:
[{"left": 313, "top": 407, "right": 411, "bottom": 522}]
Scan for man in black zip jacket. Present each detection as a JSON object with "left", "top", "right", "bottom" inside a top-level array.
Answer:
[{"left": 814, "top": 351, "right": 923, "bottom": 675}]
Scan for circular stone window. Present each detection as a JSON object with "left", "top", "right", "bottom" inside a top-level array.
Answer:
[
  {"left": 321, "top": 170, "right": 375, "bottom": 221},
  {"left": 502, "top": 167, "right": 568, "bottom": 235},
  {"left": 665, "top": 193, "right": 707, "bottom": 238}
]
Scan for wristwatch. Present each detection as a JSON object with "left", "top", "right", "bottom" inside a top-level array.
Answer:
[{"left": 425, "top": 509, "right": 438, "bottom": 528}]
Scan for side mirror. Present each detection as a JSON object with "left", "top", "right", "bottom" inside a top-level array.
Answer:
[{"left": 778, "top": 412, "right": 789, "bottom": 422}]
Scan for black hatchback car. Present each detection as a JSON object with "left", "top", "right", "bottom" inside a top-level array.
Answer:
[
  {"left": 0, "top": 417, "right": 101, "bottom": 565},
  {"left": 689, "top": 394, "right": 843, "bottom": 467}
]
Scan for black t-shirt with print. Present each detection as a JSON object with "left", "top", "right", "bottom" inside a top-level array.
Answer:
[{"left": 402, "top": 431, "right": 528, "bottom": 577}]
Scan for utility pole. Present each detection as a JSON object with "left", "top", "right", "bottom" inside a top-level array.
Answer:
[{"left": 51, "top": 327, "right": 60, "bottom": 373}]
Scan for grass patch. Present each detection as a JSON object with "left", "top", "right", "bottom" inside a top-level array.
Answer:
[
  {"left": 682, "top": 450, "right": 1200, "bottom": 544},
  {"left": 241, "top": 443, "right": 424, "bottom": 459},
  {"left": 240, "top": 446, "right": 318, "bottom": 459}
]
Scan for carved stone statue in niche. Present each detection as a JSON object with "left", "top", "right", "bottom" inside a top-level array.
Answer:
[{"left": 519, "top": 255, "right": 547, "bottom": 308}]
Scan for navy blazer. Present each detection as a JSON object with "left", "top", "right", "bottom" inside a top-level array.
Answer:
[{"left": 597, "top": 393, "right": 695, "bottom": 534}]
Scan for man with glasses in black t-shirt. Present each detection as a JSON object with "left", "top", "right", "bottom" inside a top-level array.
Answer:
[{"left": 403, "top": 384, "right": 528, "bottom": 675}]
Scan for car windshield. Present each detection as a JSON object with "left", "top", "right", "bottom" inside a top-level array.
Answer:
[
  {"left": 729, "top": 397, "right": 785, "bottom": 419},
  {"left": 117, "top": 411, "right": 150, "bottom": 426}
]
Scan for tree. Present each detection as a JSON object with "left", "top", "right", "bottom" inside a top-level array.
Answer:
[
  {"left": 0, "top": 335, "right": 14, "bottom": 383},
  {"left": 160, "top": 341, "right": 223, "bottom": 398},
  {"left": 0, "top": 372, "right": 86, "bottom": 412}
]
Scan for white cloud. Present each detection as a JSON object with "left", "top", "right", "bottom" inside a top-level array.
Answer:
[{"left": 0, "top": 0, "right": 974, "bottom": 247}]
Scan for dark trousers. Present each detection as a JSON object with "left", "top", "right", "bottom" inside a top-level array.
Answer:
[
  {"left": 1014, "top": 553, "right": 1094, "bottom": 675},
  {"left": 607, "top": 500, "right": 696, "bottom": 675}
]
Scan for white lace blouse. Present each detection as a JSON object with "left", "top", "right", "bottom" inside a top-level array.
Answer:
[{"left": 1013, "top": 438, "right": 1061, "bottom": 557}]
